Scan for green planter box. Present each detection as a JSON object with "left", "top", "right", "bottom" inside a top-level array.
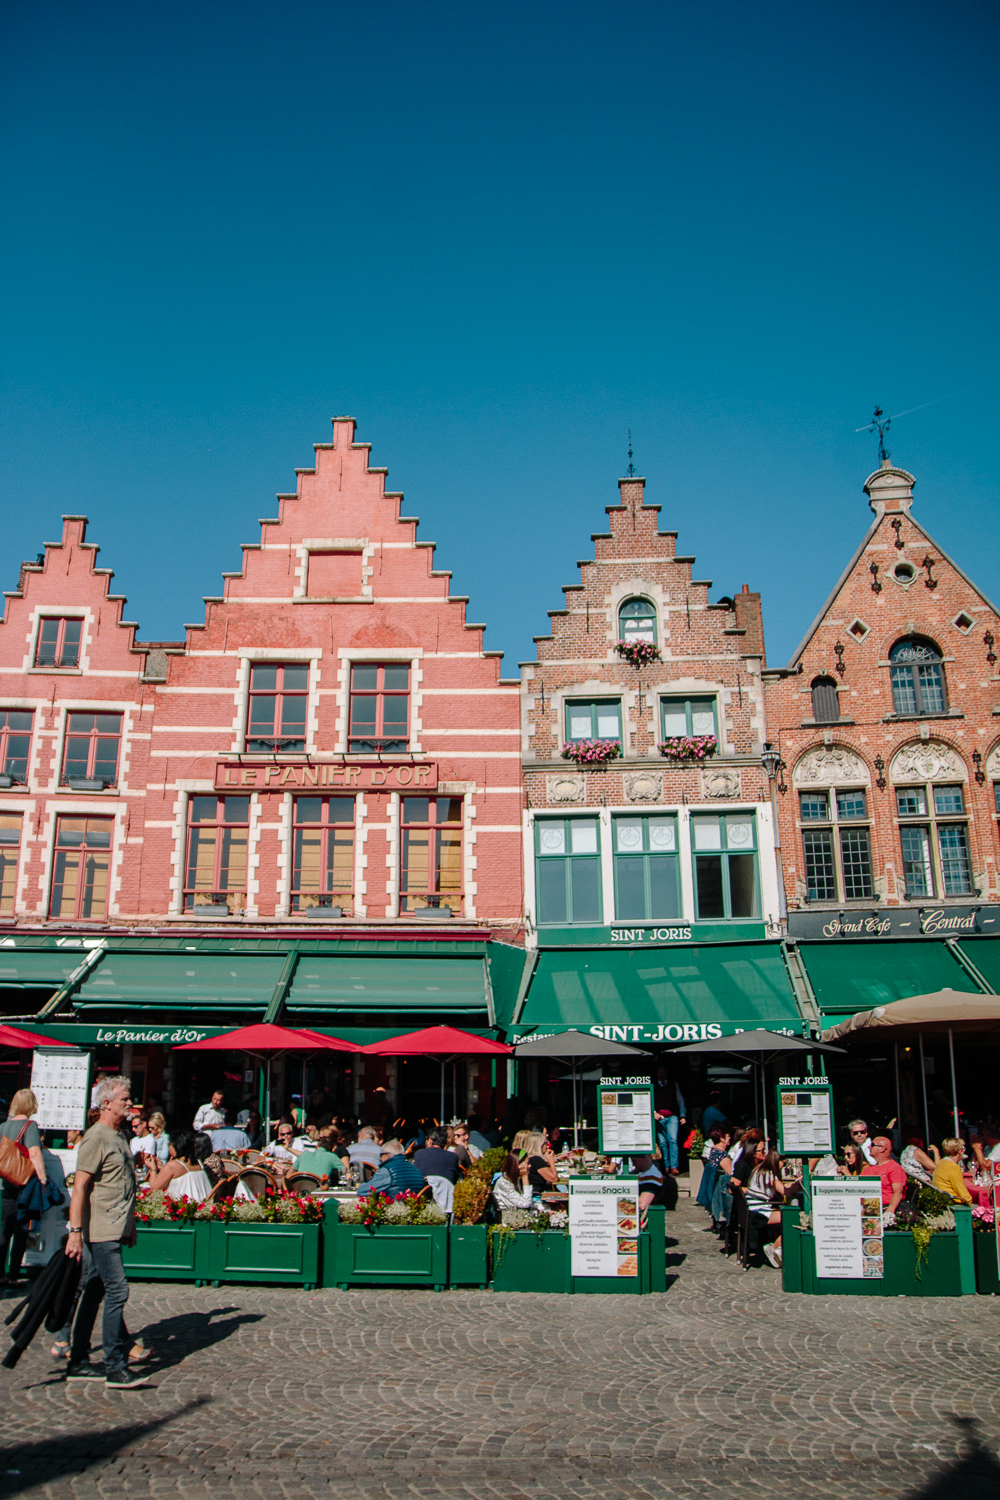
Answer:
[
  {"left": 490, "top": 1220, "right": 665, "bottom": 1295},
  {"left": 206, "top": 1221, "right": 320, "bottom": 1288},
  {"left": 788, "top": 1208, "right": 975, "bottom": 1297},
  {"left": 974, "top": 1233, "right": 1000, "bottom": 1295},
  {"left": 449, "top": 1224, "right": 489, "bottom": 1286},
  {"left": 324, "top": 1217, "right": 449, "bottom": 1289},
  {"left": 123, "top": 1220, "right": 210, "bottom": 1282}
]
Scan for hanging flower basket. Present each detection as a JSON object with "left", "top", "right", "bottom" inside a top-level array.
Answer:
[
  {"left": 561, "top": 739, "right": 622, "bottom": 766},
  {"left": 658, "top": 734, "right": 718, "bottom": 763},
  {"left": 614, "top": 639, "right": 660, "bottom": 669}
]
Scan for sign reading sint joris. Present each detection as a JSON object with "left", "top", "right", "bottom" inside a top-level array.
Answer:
[{"left": 214, "top": 761, "right": 437, "bottom": 791}]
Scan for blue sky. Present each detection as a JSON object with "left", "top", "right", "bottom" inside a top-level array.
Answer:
[{"left": 2, "top": 1, "right": 997, "bottom": 674}]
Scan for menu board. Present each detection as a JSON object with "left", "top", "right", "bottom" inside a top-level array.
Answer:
[
  {"left": 992, "top": 1166, "right": 1000, "bottom": 1280},
  {"left": 569, "top": 1179, "right": 640, "bottom": 1278},
  {"left": 30, "top": 1048, "right": 91, "bottom": 1132},
  {"left": 775, "top": 1082, "right": 834, "bottom": 1155},
  {"left": 597, "top": 1076, "right": 654, "bottom": 1154},
  {"left": 813, "top": 1178, "right": 883, "bottom": 1280}
]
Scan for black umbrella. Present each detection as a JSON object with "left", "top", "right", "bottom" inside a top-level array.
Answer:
[
  {"left": 513, "top": 1030, "right": 651, "bottom": 1148},
  {"left": 664, "top": 1030, "right": 846, "bottom": 1141}
]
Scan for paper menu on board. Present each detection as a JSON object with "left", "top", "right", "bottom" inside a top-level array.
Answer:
[
  {"left": 598, "top": 1087, "right": 654, "bottom": 1153},
  {"left": 569, "top": 1179, "right": 640, "bottom": 1277},
  {"left": 812, "top": 1178, "right": 883, "bottom": 1280},
  {"left": 777, "top": 1088, "right": 834, "bottom": 1153},
  {"left": 30, "top": 1049, "right": 90, "bottom": 1132}
]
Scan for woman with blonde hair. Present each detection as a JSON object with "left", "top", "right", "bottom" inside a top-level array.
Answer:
[
  {"left": 2, "top": 1088, "right": 47, "bottom": 1287},
  {"left": 523, "top": 1130, "right": 558, "bottom": 1192},
  {"left": 144, "top": 1112, "right": 170, "bottom": 1164}
]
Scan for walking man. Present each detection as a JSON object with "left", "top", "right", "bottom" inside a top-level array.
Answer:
[{"left": 64, "top": 1075, "right": 148, "bottom": 1388}]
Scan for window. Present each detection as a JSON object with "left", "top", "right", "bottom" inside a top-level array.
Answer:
[
  {"left": 660, "top": 696, "right": 717, "bottom": 738},
  {"left": 50, "top": 817, "right": 112, "bottom": 920},
  {"left": 184, "top": 796, "right": 249, "bottom": 913},
  {"left": 691, "top": 814, "right": 758, "bottom": 920},
  {"left": 895, "top": 781, "right": 973, "bottom": 898},
  {"left": 349, "top": 664, "right": 409, "bottom": 752},
  {"left": 0, "top": 711, "right": 33, "bottom": 782},
  {"left": 247, "top": 663, "right": 309, "bottom": 752},
  {"left": 534, "top": 817, "right": 601, "bottom": 925},
  {"left": 401, "top": 797, "right": 463, "bottom": 914},
  {"left": 35, "top": 618, "right": 82, "bottom": 669},
  {"left": 61, "top": 713, "right": 122, "bottom": 786},
  {"left": 889, "top": 637, "right": 947, "bottom": 717},
  {"left": 797, "top": 789, "right": 872, "bottom": 902},
  {"left": 292, "top": 797, "right": 354, "bottom": 913},
  {"left": 613, "top": 815, "right": 680, "bottom": 920},
  {"left": 0, "top": 815, "right": 21, "bottom": 914},
  {"left": 618, "top": 598, "right": 657, "bottom": 645},
  {"left": 564, "top": 699, "right": 621, "bottom": 743},
  {"left": 810, "top": 677, "right": 840, "bottom": 724}
]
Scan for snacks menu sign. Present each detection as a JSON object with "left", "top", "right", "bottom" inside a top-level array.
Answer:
[
  {"left": 775, "top": 1081, "right": 834, "bottom": 1155},
  {"left": 597, "top": 1076, "right": 655, "bottom": 1154},
  {"left": 813, "top": 1178, "right": 884, "bottom": 1280},
  {"left": 569, "top": 1179, "right": 640, "bottom": 1278},
  {"left": 30, "top": 1047, "right": 91, "bottom": 1132}
]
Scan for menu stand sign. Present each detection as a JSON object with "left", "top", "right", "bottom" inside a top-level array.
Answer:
[
  {"left": 30, "top": 1047, "right": 91, "bottom": 1132},
  {"left": 569, "top": 1179, "right": 640, "bottom": 1278},
  {"left": 775, "top": 1079, "right": 835, "bottom": 1156},
  {"left": 597, "top": 1075, "right": 654, "bottom": 1155},
  {"left": 812, "top": 1178, "right": 884, "bottom": 1279},
  {"left": 993, "top": 1166, "right": 1000, "bottom": 1280}
]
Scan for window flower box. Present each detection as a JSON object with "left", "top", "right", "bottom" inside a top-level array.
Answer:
[
  {"left": 657, "top": 735, "right": 718, "bottom": 763},
  {"left": 614, "top": 639, "right": 661, "bottom": 669},
  {"left": 561, "top": 739, "right": 622, "bottom": 766}
]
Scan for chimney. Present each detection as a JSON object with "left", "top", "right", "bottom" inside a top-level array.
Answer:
[{"left": 733, "top": 583, "right": 765, "bottom": 663}]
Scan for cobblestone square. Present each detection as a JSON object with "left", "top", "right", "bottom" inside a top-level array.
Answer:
[{"left": 2, "top": 1200, "right": 999, "bottom": 1500}]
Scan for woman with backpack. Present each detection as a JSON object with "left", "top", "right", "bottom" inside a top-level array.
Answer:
[{"left": 1, "top": 1089, "right": 48, "bottom": 1287}]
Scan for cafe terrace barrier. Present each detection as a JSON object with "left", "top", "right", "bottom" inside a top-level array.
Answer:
[{"left": 779, "top": 1205, "right": 976, "bottom": 1297}]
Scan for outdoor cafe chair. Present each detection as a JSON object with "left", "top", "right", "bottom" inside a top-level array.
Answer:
[
  {"left": 236, "top": 1168, "right": 273, "bottom": 1200},
  {"left": 424, "top": 1175, "right": 454, "bottom": 1215},
  {"left": 285, "top": 1172, "right": 321, "bottom": 1196},
  {"left": 727, "top": 1182, "right": 751, "bottom": 1269},
  {"left": 205, "top": 1175, "right": 237, "bottom": 1207}
]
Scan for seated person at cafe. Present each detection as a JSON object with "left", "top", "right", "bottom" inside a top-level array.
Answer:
[
  {"left": 293, "top": 1141, "right": 342, "bottom": 1183},
  {"left": 522, "top": 1132, "right": 559, "bottom": 1191},
  {"left": 358, "top": 1140, "right": 427, "bottom": 1199},
  {"left": 146, "top": 1130, "right": 213, "bottom": 1203},
  {"left": 931, "top": 1137, "right": 973, "bottom": 1205},
  {"left": 413, "top": 1127, "right": 461, "bottom": 1185},
  {"left": 630, "top": 1153, "right": 669, "bottom": 1209},
  {"left": 262, "top": 1120, "right": 301, "bottom": 1164},
  {"left": 209, "top": 1113, "right": 252, "bottom": 1152},
  {"left": 492, "top": 1152, "right": 534, "bottom": 1212},
  {"left": 466, "top": 1115, "right": 494, "bottom": 1154},
  {"left": 348, "top": 1126, "right": 384, "bottom": 1177},
  {"left": 447, "top": 1126, "right": 473, "bottom": 1169},
  {"left": 970, "top": 1128, "right": 1000, "bottom": 1176},
  {"left": 861, "top": 1135, "right": 907, "bottom": 1214}
]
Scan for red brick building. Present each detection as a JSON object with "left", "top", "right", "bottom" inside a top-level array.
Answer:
[{"left": 0, "top": 418, "right": 524, "bottom": 1123}]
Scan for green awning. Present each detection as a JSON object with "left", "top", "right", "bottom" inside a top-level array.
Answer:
[
  {"left": 958, "top": 938, "right": 1000, "bottom": 993},
  {"left": 799, "top": 941, "right": 980, "bottom": 1015},
  {"left": 0, "top": 947, "right": 98, "bottom": 988},
  {"left": 75, "top": 953, "right": 288, "bottom": 1013},
  {"left": 514, "top": 942, "right": 802, "bottom": 1038},
  {"left": 286, "top": 956, "right": 489, "bottom": 1015}
]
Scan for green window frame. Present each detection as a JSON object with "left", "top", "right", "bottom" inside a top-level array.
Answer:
[
  {"left": 618, "top": 598, "right": 657, "bottom": 645},
  {"left": 564, "top": 699, "right": 621, "bottom": 743},
  {"left": 613, "top": 815, "right": 680, "bottom": 921},
  {"left": 534, "top": 817, "right": 602, "bottom": 926},
  {"left": 691, "top": 813, "right": 759, "bottom": 920},
  {"left": 660, "top": 696, "right": 717, "bottom": 738}
]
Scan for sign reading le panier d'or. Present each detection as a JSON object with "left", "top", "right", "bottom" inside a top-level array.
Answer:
[
  {"left": 597, "top": 1075, "right": 655, "bottom": 1155},
  {"left": 214, "top": 761, "right": 438, "bottom": 792}
]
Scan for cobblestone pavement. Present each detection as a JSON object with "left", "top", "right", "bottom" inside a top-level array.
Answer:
[{"left": 2, "top": 1197, "right": 999, "bottom": 1500}]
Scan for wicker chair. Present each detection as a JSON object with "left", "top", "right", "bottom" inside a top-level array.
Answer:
[
  {"left": 236, "top": 1168, "right": 274, "bottom": 1200},
  {"left": 219, "top": 1157, "right": 243, "bottom": 1177},
  {"left": 205, "top": 1175, "right": 237, "bottom": 1206},
  {"left": 284, "top": 1172, "right": 321, "bottom": 1196},
  {"left": 244, "top": 1149, "right": 262, "bottom": 1164}
]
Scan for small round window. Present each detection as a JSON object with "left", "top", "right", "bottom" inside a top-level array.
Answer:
[
  {"left": 893, "top": 562, "right": 916, "bottom": 585},
  {"left": 619, "top": 597, "right": 657, "bottom": 644}
]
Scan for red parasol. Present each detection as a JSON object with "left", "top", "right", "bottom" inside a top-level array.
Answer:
[
  {"left": 0, "top": 1025, "right": 72, "bottom": 1049},
  {"left": 175, "top": 1022, "right": 360, "bottom": 1129},
  {"left": 363, "top": 1025, "right": 511, "bottom": 1123}
]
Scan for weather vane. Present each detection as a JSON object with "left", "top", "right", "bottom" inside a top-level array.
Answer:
[
  {"left": 627, "top": 429, "right": 635, "bottom": 477},
  {"left": 859, "top": 405, "right": 892, "bottom": 463}
]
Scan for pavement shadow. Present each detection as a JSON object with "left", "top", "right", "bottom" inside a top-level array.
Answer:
[
  {"left": 136, "top": 1306, "right": 265, "bottom": 1372},
  {"left": 0, "top": 1396, "right": 210, "bottom": 1497},
  {"left": 902, "top": 1417, "right": 1000, "bottom": 1500}
]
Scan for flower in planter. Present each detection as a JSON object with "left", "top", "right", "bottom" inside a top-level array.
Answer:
[
  {"left": 657, "top": 734, "right": 718, "bottom": 762},
  {"left": 561, "top": 739, "right": 622, "bottom": 766},
  {"left": 232, "top": 1199, "right": 266, "bottom": 1222},
  {"left": 135, "top": 1189, "right": 170, "bottom": 1223},
  {"left": 614, "top": 639, "right": 661, "bottom": 669},
  {"left": 972, "top": 1204, "right": 996, "bottom": 1232}
]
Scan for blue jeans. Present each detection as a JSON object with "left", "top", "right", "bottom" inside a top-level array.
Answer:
[
  {"left": 657, "top": 1115, "right": 680, "bottom": 1171},
  {"left": 70, "top": 1239, "right": 130, "bottom": 1375}
]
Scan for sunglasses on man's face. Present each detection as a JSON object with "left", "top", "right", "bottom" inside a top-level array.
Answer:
[{"left": 851, "top": 1130, "right": 866, "bottom": 1136}]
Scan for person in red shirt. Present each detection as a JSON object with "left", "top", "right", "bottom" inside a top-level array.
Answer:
[{"left": 861, "top": 1135, "right": 907, "bottom": 1214}]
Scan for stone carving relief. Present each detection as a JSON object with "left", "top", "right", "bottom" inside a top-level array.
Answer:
[
  {"left": 624, "top": 771, "right": 662, "bottom": 804},
  {"left": 546, "top": 773, "right": 586, "bottom": 804},
  {"left": 792, "top": 746, "right": 870, "bottom": 787},
  {"left": 890, "top": 740, "right": 967, "bottom": 783},
  {"left": 985, "top": 744, "right": 1000, "bottom": 780},
  {"left": 701, "top": 768, "right": 741, "bottom": 799}
]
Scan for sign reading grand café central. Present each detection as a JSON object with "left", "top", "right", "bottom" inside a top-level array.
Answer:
[
  {"left": 787, "top": 906, "right": 999, "bottom": 940},
  {"left": 214, "top": 761, "right": 439, "bottom": 791}
]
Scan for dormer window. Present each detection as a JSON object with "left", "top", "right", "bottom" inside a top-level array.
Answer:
[
  {"left": 35, "top": 618, "right": 81, "bottom": 669},
  {"left": 618, "top": 598, "right": 657, "bottom": 645},
  {"left": 889, "top": 637, "right": 946, "bottom": 717},
  {"left": 810, "top": 677, "right": 840, "bottom": 724}
]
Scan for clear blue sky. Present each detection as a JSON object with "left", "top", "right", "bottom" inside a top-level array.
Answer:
[{"left": 2, "top": 1, "right": 997, "bottom": 673}]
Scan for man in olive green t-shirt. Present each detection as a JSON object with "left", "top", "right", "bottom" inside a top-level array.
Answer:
[
  {"left": 294, "top": 1146, "right": 341, "bottom": 1182},
  {"left": 64, "top": 1076, "right": 147, "bottom": 1389}
]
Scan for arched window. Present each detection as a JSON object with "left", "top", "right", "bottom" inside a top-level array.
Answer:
[
  {"left": 889, "top": 637, "right": 947, "bottom": 717},
  {"left": 619, "top": 598, "right": 657, "bottom": 645},
  {"left": 810, "top": 677, "right": 840, "bottom": 724}
]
